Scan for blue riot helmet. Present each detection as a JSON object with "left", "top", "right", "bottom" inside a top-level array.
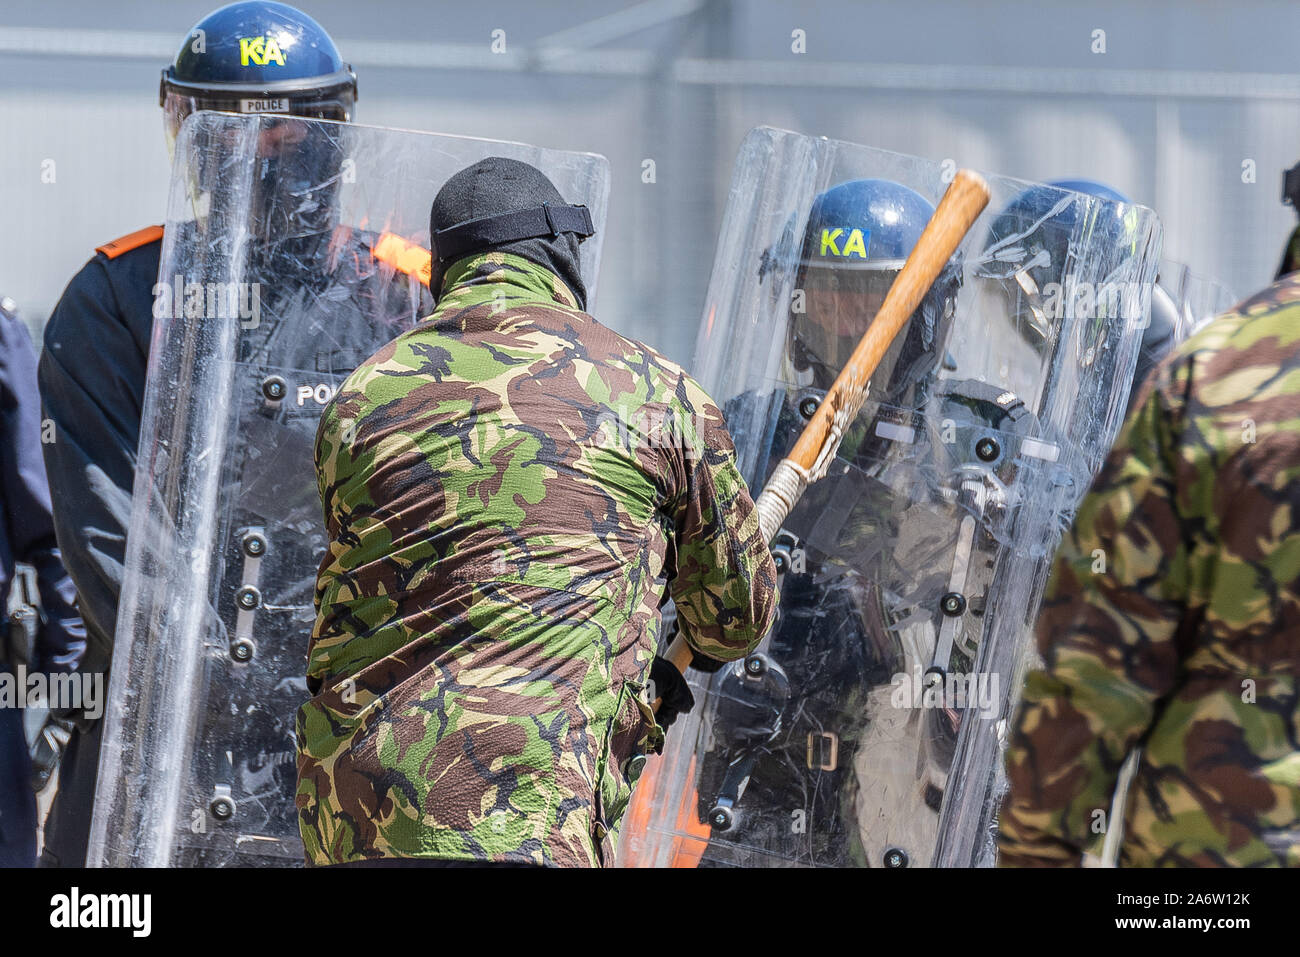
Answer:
[
  {"left": 977, "top": 179, "right": 1139, "bottom": 347},
  {"left": 779, "top": 178, "right": 962, "bottom": 402},
  {"left": 161, "top": 1, "right": 357, "bottom": 155},
  {"left": 162, "top": 4, "right": 358, "bottom": 252}
]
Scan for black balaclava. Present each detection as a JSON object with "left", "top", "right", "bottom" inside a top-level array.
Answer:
[{"left": 429, "top": 156, "right": 589, "bottom": 309}]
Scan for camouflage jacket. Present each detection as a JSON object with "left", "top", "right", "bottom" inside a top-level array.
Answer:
[
  {"left": 296, "top": 252, "right": 778, "bottom": 867},
  {"left": 999, "top": 276, "right": 1300, "bottom": 867}
]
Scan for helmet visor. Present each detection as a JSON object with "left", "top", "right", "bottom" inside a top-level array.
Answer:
[
  {"left": 163, "top": 88, "right": 352, "bottom": 159},
  {"left": 792, "top": 265, "right": 899, "bottom": 377}
]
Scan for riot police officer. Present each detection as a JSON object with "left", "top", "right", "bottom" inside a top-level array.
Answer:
[
  {"left": 36, "top": 1, "right": 426, "bottom": 867},
  {"left": 694, "top": 175, "right": 1147, "bottom": 868},
  {"left": 695, "top": 178, "right": 968, "bottom": 866}
]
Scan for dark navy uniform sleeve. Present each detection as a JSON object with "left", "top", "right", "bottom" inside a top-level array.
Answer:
[
  {"left": 37, "top": 243, "right": 157, "bottom": 676},
  {"left": 0, "top": 313, "right": 85, "bottom": 673}
]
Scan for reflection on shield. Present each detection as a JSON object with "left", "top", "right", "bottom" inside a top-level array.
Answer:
[
  {"left": 618, "top": 126, "right": 1161, "bottom": 869},
  {"left": 88, "top": 112, "right": 610, "bottom": 867}
]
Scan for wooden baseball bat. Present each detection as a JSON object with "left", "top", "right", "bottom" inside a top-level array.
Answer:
[{"left": 659, "top": 169, "right": 991, "bottom": 688}]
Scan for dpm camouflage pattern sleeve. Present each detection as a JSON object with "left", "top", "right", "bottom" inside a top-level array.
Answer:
[
  {"left": 665, "top": 371, "right": 778, "bottom": 665},
  {"left": 1000, "top": 283, "right": 1300, "bottom": 867}
]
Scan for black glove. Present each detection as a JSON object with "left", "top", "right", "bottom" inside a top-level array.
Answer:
[{"left": 649, "top": 656, "right": 695, "bottom": 731}]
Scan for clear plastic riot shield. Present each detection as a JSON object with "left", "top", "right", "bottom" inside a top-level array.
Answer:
[
  {"left": 1158, "top": 259, "right": 1236, "bottom": 336},
  {"left": 619, "top": 126, "right": 1162, "bottom": 868},
  {"left": 88, "top": 112, "right": 609, "bottom": 867},
  {"left": 1119, "top": 259, "right": 1235, "bottom": 415}
]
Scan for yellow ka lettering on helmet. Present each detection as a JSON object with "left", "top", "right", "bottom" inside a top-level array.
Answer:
[
  {"left": 240, "top": 35, "right": 287, "bottom": 67},
  {"left": 841, "top": 228, "right": 868, "bottom": 259},
  {"left": 819, "top": 228, "right": 843, "bottom": 256}
]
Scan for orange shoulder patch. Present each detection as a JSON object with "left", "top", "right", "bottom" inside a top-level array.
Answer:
[
  {"left": 372, "top": 232, "right": 432, "bottom": 286},
  {"left": 96, "top": 225, "right": 164, "bottom": 259}
]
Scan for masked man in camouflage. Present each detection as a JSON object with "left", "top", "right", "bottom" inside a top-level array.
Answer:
[
  {"left": 999, "top": 275, "right": 1300, "bottom": 867},
  {"left": 296, "top": 157, "right": 779, "bottom": 867}
]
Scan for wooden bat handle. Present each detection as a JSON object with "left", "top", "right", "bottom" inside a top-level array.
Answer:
[
  {"left": 666, "top": 633, "right": 694, "bottom": 673},
  {"left": 787, "top": 169, "right": 990, "bottom": 472}
]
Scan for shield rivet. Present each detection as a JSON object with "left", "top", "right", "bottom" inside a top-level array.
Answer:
[
  {"left": 261, "top": 376, "right": 287, "bottom": 401},
  {"left": 236, "top": 585, "right": 261, "bottom": 610}
]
